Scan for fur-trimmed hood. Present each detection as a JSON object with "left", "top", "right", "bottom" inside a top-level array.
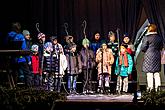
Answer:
[{"left": 145, "top": 32, "right": 157, "bottom": 36}]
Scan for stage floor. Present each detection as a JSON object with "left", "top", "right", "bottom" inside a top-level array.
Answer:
[
  {"left": 54, "top": 94, "right": 144, "bottom": 110},
  {"left": 66, "top": 94, "right": 134, "bottom": 102}
]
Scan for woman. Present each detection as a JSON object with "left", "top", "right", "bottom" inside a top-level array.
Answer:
[{"left": 141, "top": 24, "right": 163, "bottom": 91}]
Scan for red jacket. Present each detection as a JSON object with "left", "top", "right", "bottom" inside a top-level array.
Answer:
[{"left": 31, "top": 55, "right": 39, "bottom": 74}]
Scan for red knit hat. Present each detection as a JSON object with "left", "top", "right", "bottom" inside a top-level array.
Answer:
[{"left": 37, "top": 33, "right": 45, "bottom": 39}]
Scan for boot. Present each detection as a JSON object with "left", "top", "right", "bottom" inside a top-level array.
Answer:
[{"left": 105, "top": 87, "right": 111, "bottom": 95}]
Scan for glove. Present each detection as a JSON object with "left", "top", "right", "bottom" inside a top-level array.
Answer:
[
  {"left": 28, "top": 61, "right": 31, "bottom": 65},
  {"left": 78, "top": 69, "right": 82, "bottom": 73}
]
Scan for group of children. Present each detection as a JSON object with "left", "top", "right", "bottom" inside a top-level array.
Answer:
[{"left": 7, "top": 22, "right": 135, "bottom": 95}]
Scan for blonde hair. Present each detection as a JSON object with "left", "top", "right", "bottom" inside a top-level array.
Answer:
[{"left": 147, "top": 24, "right": 157, "bottom": 32}]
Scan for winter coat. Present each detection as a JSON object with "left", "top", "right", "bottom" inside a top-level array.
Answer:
[
  {"left": 90, "top": 40, "right": 102, "bottom": 55},
  {"left": 96, "top": 48, "right": 114, "bottom": 75},
  {"left": 31, "top": 54, "right": 39, "bottom": 74},
  {"left": 7, "top": 31, "right": 30, "bottom": 63},
  {"left": 43, "top": 52, "right": 67, "bottom": 76},
  {"left": 115, "top": 53, "right": 133, "bottom": 77},
  {"left": 65, "top": 52, "right": 82, "bottom": 75},
  {"left": 80, "top": 48, "right": 95, "bottom": 69},
  {"left": 141, "top": 32, "right": 163, "bottom": 73}
]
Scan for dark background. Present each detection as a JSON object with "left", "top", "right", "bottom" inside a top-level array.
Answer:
[{"left": 0, "top": 0, "right": 164, "bottom": 47}]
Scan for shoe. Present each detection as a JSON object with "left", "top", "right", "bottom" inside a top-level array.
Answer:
[
  {"left": 115, "top": 90, "right": 121, "bottom": 95},
  {"left": 105, "top": 89, "right": 111, "bottom": 95},
  {"left": 83, "top": 90, "right": 87, "bottom": 94},
  {"left": 72, "top": 90, "right": 79, "bottom": 95},
  {"left": 88, "top": 90, "right": 94, "bottom": 94},
  {"left": 100, "top": 89, "right": 104, "bottom": 94},
  {"left": 97, "top": 88, "right": 100, "bottom": 93}
]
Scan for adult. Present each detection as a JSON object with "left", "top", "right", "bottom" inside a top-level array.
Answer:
[{"left": 141, "top": 24, "right": 163, "bottom": 91}]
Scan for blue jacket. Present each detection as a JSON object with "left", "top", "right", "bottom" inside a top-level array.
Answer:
[
  {"left": 7, "top": 31, "right": 30, "bottom": 63},
  {"left": 115, "top": 53, "right": 133, "bottom": 77}
]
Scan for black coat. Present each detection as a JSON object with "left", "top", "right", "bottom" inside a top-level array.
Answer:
[{"left": 141, "top": 33, "right": 163, "bottom": 73}]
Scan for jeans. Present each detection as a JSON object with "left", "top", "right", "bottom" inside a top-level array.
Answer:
[{"left": 68, "top": 74, "right": 78, "bottom": 91}]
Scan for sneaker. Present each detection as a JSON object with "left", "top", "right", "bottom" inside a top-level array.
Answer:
[
  {"left": 72, "top": 90, "right": 79, "bottom": 95},
  {"left": 83, "top": 90, "right": 87, "bottom": 94},
  {"left": 88, "top": 90, "right": 94, "bottom": 94}
]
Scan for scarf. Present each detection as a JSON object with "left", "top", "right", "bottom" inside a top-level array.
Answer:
[{"left": 119, "top": 52, "right": 128, "bottom": 67}]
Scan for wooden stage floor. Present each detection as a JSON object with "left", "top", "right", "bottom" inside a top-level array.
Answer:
[
  {"left": 54, "top": 94, "right": 144, "bottom": 110},
  {"left": 66, "top": 94, "right": 134, "bottom": 102}
]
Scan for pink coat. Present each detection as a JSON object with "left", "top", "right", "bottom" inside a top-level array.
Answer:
[{"left": 96, "top": 48, "right": 114, "bottom": 76}]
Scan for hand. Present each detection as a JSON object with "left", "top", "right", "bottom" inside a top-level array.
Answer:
[
  {"left": 28, "top": 61, "right": 31, "bottom": 65},
  {"left": 78, "top": 69, "right": 82, "bottom": 73},
  {"left": 128, "top": 73, "right": 131, "bottom": 75}
]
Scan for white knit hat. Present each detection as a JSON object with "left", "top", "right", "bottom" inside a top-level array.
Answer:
[{"left": 31, "top": 44, "right": 39, "bottom": 52}]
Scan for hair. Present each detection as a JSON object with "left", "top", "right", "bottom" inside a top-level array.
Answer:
[
  {"left": 147, "top": 24, "right": 157, "bottom": 32},
  {"left": 11, "top": 22, "right": 22, "bottom": 33}
]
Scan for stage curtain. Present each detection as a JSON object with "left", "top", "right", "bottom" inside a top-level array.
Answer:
[
  {"left": 23, "top": 0, "right": 142, "bottom": 44},
  {"left": 142, "top": 0, "right": 165, "bottom": 45},
  {"left": 0, "top": 0, "right": 142, "bottom": 45}
]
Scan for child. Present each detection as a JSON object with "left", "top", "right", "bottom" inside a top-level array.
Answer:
[
  {"left": 80, "top": 38, "right": 95, "bottom": 94},
  {"left": 107, "top": 31, "right": 118, "bottom": 93},
  {"left": 122, "top": 34, "right": 136, "bottom": 82},
  {"left": 64, "top": 36, "right": 82, "bottom": 95},
  {"left": 96, "top": 42, "right": 114, "bottom": 94},
  {"left": 37, "top": 33, "right": 46, "bottom": 85},
  {"left": 31, "top": 44, "right": 40, "bottom": 88},
  {"left": 115, "top": 44, "right": 133, "bottom": 94},
  {"left": 43, "top": 36, "right": 67, "bottom": 92}
]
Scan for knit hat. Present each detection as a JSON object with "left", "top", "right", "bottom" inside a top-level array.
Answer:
[
  {"left": 108, "top": 31, "right": 114, "bottom": 37},
  {"left": 44, "top": 42, "right": 52, "bottom": 50},
  {"left": 120, "top": 44, "right": 128, "bottom": 49},
  {"left": 123, "top": 33, "right": 129, "bottom": 38},
  {"left": 82, "top": 38, "right": 90, "bottom": 46},
  {"left": 101, "top": 40, "right": 107, "bottom": 46},
  {"left": 51, "top": 36, "right": 57, "bottom": 41},
  {"left": 38, "top": 32, "right": 45, "bottom": 39},
  {"left": 22, "top": 30, "right": 30, "bottom": 36},
  {"left": 31, "top": 44, "right": 39, "bottom": 52}
]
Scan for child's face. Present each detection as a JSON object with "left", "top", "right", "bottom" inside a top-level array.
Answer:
[
  {"left": 53, "top": 39, "right": 57, "bottom": 44},
  {"left": 83, "top": 44, "right": 89, "bottom": 49},
  {"left": 109, "top": 35, "right": 115, "bottom": 42},
  {"left": 102, "top": 44, "right": 107, "bottom": 50},
  {"left": 25, "top": 34, "right": 30, "bottom": 40},
  {"left": 33, "top": 51, "right": 38, "bottom": 55},
  {"left": 41, "top": 37, "right": 46, "bottom": 42},
  {"left": 123, "top": 37, "right": 130, "bottom": 43},
  {"left": 71, "top": 47, "right": 76, "bottom": 52},
  {"left": 120, "top": 46, "right": 126, "bottom": 53},
  {"left": 123, "top": 37, "right": 130, "bottom": 44},
  {"left": 95, "top": 33, "right": 100, "bottom": 40}
]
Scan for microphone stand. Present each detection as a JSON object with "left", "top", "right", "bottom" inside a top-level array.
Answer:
[
  {"left": 52, "top": 44, "right": 60, "bottom": 92},
  {"left": 82, "top": 47, "right": 89, "bottom": 94},
  {"left": 101, "top": 48, "right": 105, "bottom": 94},
  {"left": 116, "top": 28, "right": 121, "bottom": 94},
  {"left": 68, "top": 38, "right": 74, "bottom": 94}
]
